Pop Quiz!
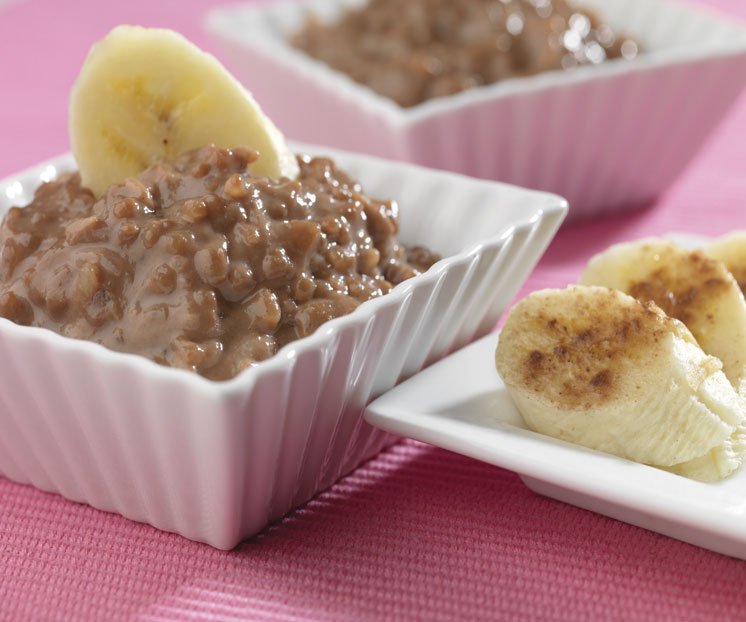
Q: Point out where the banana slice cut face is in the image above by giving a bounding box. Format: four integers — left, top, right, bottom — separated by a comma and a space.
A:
69, 25, 299, 197
704, 231, 746, 296
665, 426, 746, 482
495, 286, 743, 471
580, 238, 746, 394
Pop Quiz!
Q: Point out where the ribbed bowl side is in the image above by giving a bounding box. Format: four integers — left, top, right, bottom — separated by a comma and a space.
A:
0, 324, 251, 547
581, 0, 741, 47
580, 57, 746, 219
227, 212, 562, 546
397, 0, 746, 217
405, 52, 746, 220
223, 309, 400, 541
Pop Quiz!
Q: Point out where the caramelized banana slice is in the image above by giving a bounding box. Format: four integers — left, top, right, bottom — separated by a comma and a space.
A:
580, 238, 746, 394
704, 231, 746, 295
495, 286, 742, 469
666, 426, 746, 482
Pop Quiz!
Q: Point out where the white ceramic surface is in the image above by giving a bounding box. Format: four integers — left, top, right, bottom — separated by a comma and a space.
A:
207, 0, 746, 220
365, 330, 746, 560
0, 146, 566, 549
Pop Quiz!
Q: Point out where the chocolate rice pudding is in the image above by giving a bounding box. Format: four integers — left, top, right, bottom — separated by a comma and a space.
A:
292, 0, 639, 107
0, 146, 440, 380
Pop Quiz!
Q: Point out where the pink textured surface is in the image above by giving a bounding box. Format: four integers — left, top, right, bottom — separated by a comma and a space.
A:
2, 0, 746, 619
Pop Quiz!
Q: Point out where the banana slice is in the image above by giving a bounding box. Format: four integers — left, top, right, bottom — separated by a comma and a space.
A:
69, 25, 299, 196
665, 425, 746, 482
704, 231, 746, 296
495, 286, 743, 469
580, 238, 746, 394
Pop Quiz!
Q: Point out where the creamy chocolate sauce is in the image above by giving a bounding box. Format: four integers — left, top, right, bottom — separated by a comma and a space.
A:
0, 146, 439, 380
293, 0, 639, 107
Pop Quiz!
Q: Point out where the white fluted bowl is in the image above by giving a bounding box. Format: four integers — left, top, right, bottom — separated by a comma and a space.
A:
207, 0, 746, 221
0, 146, 566, 548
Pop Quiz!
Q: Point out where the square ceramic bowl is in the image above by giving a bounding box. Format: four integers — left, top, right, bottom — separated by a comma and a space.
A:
0, 145, 566, 549
207, 0, 746, 221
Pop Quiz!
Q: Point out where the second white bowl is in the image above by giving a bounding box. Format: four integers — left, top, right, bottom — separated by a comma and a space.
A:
207, 0, 746, 220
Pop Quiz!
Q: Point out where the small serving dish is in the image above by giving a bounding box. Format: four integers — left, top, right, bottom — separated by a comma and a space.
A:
0, 145, 566, 549
365, 330, 746, 560
207, 0, 746, 221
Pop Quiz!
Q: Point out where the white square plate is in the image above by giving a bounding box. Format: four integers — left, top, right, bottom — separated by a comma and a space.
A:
365, 278, 746, 560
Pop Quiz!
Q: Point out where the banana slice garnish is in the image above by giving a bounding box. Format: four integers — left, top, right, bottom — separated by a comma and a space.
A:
580, 238, 746, 394
664, 426, 746, 482
495, 286, 743, 471
704, 231, 746, 296
578, 239, 746, 480
69, 25, 299, 196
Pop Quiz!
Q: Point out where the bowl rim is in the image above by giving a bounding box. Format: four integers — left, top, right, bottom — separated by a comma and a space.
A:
0, 148, 568, 396
205, 0, 746, 125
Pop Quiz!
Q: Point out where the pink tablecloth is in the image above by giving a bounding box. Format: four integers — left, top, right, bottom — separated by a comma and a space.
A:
2, 1, 746, 620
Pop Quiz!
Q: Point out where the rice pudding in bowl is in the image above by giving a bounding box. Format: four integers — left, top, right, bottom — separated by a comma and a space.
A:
292, 0, 639, 107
